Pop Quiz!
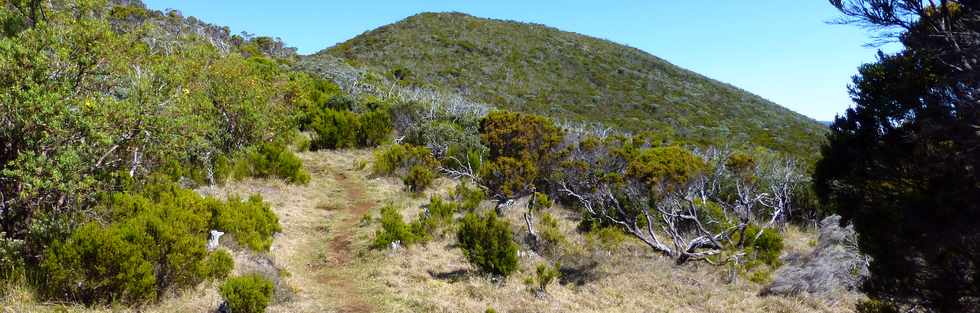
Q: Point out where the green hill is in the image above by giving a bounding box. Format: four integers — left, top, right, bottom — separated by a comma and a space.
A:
317, 12, 826, 157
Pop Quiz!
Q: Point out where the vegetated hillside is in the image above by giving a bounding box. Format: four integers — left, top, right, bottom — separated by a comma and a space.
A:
319, 12, 827, 158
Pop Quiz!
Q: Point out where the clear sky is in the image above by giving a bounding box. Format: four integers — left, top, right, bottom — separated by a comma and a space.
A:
142, 0, 898, 121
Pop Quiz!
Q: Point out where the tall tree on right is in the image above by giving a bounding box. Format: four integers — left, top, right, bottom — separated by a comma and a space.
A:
816, 1, 980, 312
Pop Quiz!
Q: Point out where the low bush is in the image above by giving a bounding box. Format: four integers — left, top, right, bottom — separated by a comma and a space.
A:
404, 164, 436, 192
310, 108, 361, 150
856, 299, 900, 313
213, 195, 281, 252
358, 109, 393, 146
739, 224, 784, 268
538, 212, 566, 253
457, 212, 519, 277
450, 182, 485, 212
205, 249, 235, 281
373, 205, 415, 248
232, 143, 310, 184
409, 197, 459, 243
38, 180, 276, 305
0, 234, 24, 284
373, 144, 440, 192
220, 274, 275, 313
534, 262, 561, 292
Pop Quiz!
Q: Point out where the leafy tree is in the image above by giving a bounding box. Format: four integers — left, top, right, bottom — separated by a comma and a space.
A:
818, 1, 980, 311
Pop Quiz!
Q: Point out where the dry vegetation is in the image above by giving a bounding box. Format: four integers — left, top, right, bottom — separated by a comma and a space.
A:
2, 149, 859, 313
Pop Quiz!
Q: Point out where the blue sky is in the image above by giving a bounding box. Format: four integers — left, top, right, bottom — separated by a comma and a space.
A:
142, 0, 898, 121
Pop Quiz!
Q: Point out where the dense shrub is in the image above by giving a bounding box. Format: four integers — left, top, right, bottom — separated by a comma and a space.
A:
478, 111, 563, 199
220, 274, 275, 313
205, 249, 235, 281
373, 144, 440, 192
357, 109, 394, 146
373, 205, 415, 248
404, 164, 436, 192
310, 108, 361, 150
479, 156, 538, 198
38, 180, 262, 305
232, 143, 310, 184
457, 212, 519, 277
733, 224, 784, 268
213, 195, 281, 252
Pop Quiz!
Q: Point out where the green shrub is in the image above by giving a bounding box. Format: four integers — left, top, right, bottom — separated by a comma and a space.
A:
233, 143, 310, 184
205, 249, 235, 280
457, 212, 519, 277
534, 262, 561, 292
478, 111, 563, 198
538, 212, 566, 253
856, 299, 900, 313
404, 164, 435, 193
586, 226, 628, 251
357, 109, 393, 146
213, 195, 281, 252
220, 274, 275, 313
310, 108, 361, 150
479, 156, 538, 198
0, 235, 24, 283
451, 182, 485, 212
408, 197, 459, 243
373, 205, 415, 248
732, 224, 784, 269
373, 144, 440, 192
42, 223, 159, 304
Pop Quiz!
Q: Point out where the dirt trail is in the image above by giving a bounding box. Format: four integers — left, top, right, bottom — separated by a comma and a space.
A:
316, 171, 377, 313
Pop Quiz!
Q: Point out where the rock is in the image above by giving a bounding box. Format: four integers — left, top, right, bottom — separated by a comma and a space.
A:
762, 215, 870, 297
208, 230, 225, 251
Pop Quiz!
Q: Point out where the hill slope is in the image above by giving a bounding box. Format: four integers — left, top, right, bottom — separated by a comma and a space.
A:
317, 12, 826, 156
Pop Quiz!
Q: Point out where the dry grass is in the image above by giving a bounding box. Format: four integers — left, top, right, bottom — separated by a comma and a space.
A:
1, 148, 860, 313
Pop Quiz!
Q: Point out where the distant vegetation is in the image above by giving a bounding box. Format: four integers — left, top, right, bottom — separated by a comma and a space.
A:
321, 12, 827, 160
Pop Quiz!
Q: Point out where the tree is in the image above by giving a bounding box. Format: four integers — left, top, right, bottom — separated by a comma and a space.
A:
478, 111, 563, 200
819, 1, 980, 311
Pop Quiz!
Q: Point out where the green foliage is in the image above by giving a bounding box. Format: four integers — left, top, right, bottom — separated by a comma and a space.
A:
450, 182, 486, 212
36, 179, 277, 305
855, 299, 900, 313
537, 212, 566, 254
205, 249, 235, 281
478, 111, 563, 198
735, 224, 784, 268
310, 108, 361, 150
408, 197, 459, 243
232, 143, 310, 184
404, 164, 436, 193
373, 144, 440, 192
323, 12, 827, 160
457, 212, 519, 277
585, 226, 628, 251
479, 156, 538, 199
534, 262, 561, 292
373, 205, 415, 248
358, 109, 394, 146
220, 274, 275, 313
815, 33, 980, 310
627, 146, 705, 190
213, 195, 281, 252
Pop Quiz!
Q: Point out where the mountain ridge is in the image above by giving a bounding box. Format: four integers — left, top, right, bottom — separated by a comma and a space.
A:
314, 12, 827, 158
